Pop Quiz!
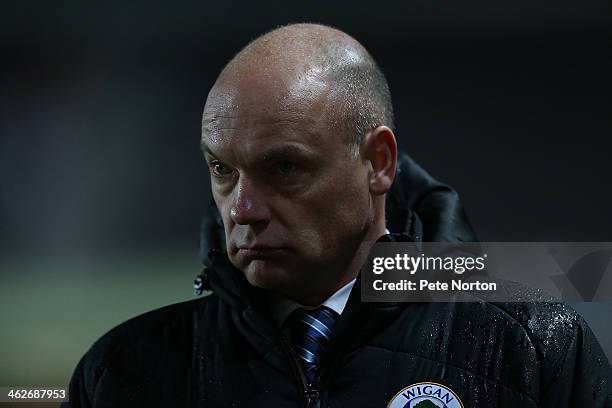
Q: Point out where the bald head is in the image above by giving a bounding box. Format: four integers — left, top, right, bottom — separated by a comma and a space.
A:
205, 23, 394, 157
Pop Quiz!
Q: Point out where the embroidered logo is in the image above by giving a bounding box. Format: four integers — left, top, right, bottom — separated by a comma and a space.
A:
387, 382, 464, 408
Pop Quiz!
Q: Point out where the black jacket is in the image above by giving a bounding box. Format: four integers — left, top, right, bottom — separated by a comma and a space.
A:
64, 153, 612, 407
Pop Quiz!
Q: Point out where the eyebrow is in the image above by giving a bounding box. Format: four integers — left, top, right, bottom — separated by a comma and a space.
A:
201, 143, 316, 165
201, 144, 216, 159
259, 144, 315, 162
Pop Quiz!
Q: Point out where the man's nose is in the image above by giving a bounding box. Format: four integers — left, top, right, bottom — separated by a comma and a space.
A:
229, 178, 271, 226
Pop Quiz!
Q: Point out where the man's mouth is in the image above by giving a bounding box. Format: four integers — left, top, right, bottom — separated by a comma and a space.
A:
235, 245, 286, 261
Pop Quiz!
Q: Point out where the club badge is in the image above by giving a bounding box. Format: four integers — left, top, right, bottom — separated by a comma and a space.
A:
387, 382, 464, 408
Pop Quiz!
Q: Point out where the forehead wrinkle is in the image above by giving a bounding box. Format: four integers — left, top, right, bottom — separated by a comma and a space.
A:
204, 83, 326, 118
201, 118, 326, 163
202, 107, 320, 136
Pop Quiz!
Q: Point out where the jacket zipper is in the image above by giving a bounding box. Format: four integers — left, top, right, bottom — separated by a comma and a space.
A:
278, 333, 320, 408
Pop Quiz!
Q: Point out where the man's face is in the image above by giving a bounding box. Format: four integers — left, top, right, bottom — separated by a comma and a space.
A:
201, 71, 374, 301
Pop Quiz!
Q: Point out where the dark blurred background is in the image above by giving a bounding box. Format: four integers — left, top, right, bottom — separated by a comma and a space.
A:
1, 0, 611, 388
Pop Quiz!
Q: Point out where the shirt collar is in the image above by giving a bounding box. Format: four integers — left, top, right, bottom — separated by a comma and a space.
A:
271, 278, 356, 328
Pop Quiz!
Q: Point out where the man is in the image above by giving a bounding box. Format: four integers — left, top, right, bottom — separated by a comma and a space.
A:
65, 23, 611, 407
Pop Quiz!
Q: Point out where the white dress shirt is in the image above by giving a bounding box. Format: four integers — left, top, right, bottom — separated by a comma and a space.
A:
271, 278, 356, 328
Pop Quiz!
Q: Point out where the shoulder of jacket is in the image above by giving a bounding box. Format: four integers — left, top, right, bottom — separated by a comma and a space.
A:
477, 300, 588, 385
444, 279, 584, 354
451, 285, 583, 353
80, 294, 221, 379
482, 300, 582, 347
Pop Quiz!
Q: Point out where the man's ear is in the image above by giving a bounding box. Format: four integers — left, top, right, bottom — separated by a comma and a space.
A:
362, 126, 397, 195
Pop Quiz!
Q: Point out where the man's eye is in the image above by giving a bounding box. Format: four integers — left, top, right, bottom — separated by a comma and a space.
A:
209, 162, 234, 177
275, 161, 297, 175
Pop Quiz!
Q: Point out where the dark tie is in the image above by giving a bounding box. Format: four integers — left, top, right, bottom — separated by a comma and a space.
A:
285, 306, 340, 385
